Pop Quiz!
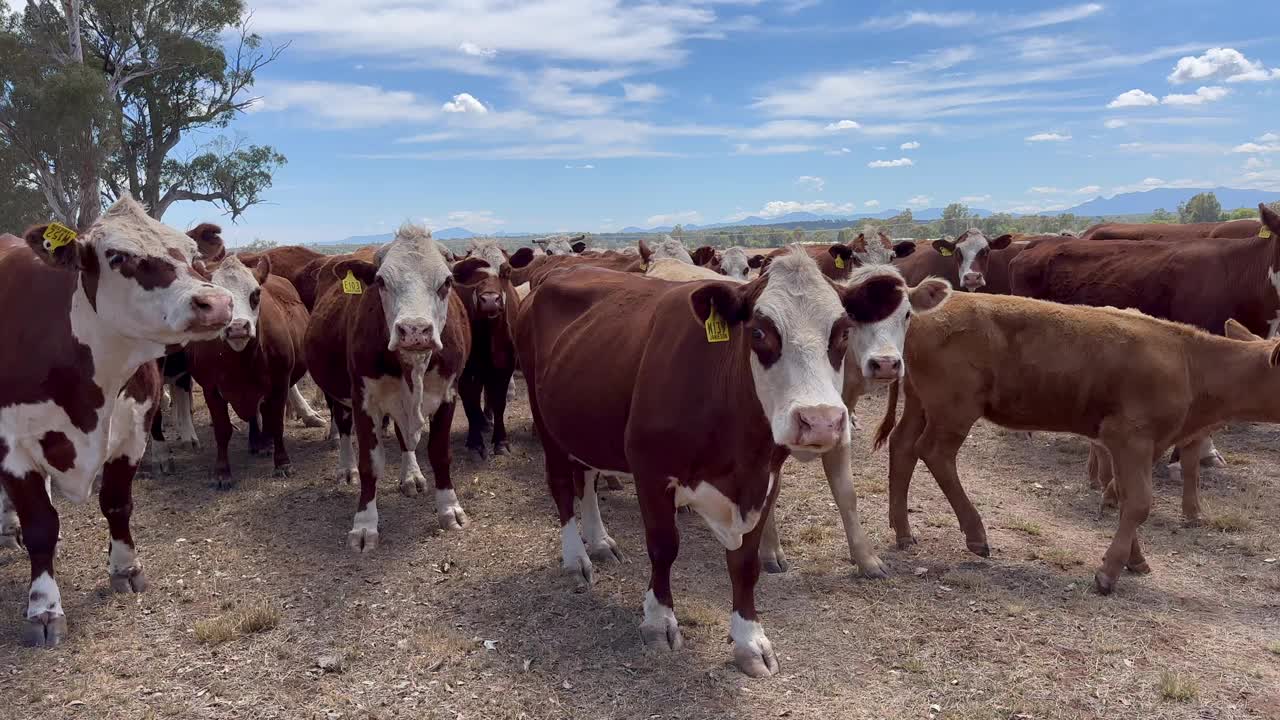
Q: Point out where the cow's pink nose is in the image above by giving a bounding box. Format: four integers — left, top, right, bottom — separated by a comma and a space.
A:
962, 272, 984, 290
395, 319, 439, 352
866, 355, 902, 380
189, 291, 232, 330
478, 291, 503, 316
794, 405, 847, 448
225, 319, 252, 339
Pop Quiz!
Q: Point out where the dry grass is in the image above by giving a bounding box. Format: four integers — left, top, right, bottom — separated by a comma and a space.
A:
1004, 518, 1044, 536
1267, 642, 1280, 656
796, 522, 829, 546
1209, 509, 1253, 533
924, 514, 952, 528
1158, 671, 1199, 702
941, 569, 988, 590
1032, 547, 1083, 570
193, 598, 281, 644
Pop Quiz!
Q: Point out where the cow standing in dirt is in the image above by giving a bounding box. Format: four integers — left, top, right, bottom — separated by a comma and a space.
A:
0, 197, 233, 646
454, 240, 521, 459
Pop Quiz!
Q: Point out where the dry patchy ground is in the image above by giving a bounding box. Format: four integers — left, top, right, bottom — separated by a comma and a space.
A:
2, 383, 1279, 720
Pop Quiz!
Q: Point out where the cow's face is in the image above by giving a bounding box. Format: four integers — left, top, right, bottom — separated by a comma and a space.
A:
211, 256, 271, 352
716, 247, 752, 281
843, 267, 951, 382
536, 235, 587, 256
336, 224, 453, 357
640, 235, 694, 265
25, 196, 233, 344
932, 230, 1012, 291
689, 248, 901, 456
453, 256, 509, 320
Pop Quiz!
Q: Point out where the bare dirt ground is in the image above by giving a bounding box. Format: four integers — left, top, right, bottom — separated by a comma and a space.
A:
2, 381, 1279, 720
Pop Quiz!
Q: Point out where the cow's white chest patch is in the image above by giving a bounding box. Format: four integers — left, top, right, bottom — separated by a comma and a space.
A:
360, 368, 457, 443
668, 477, 763, 551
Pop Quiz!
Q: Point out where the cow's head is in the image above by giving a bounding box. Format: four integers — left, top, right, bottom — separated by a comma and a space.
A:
931, 229, 1013, 291
211, 255, 272, 352
453, 247, 511, 321
687, 247, 901, 456
693, 245, 752, 281
25, 196, 233, 344
842, 265, 950, 382
639, 235, 694, 265
187, 223, 227, 263
333, 223, 452, 357
534, 234, 587, 256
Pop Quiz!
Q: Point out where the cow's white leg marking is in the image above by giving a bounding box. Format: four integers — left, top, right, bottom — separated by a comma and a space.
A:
436, 488, 469, 531
24, 571, 66, 646
348, 499, 379, 553
560, 518, 593, 586
287, 384, 327, 428
730, 612, 779, 677
822, 442, 887, 578
1199, 435, 1226, 468
639, 588, 682, 651
172, 385, 199, 449
0, 488, 19, 549
336, 433, 358, 484
107, 538, 147, 592
580, 478, 622, 563
399, 448, 427, 497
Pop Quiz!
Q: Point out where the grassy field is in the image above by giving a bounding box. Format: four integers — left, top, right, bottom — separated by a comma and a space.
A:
1, 382, 1279, 719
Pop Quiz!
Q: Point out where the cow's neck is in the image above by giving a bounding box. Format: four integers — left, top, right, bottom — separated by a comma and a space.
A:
1186, 335, 1280, 427
69, 282, 164, 400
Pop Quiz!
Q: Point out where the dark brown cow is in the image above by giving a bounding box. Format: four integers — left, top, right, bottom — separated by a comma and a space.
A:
894, 229, 1015, 291
511, 247, 642, 289
454, 240, 521, 458
514, 247, 907, 677
305, 225, 472, 548
186, 256, 313, 486
1081, 219, 1262, 242
293, 246, 378, 311
0, 196, 232, 646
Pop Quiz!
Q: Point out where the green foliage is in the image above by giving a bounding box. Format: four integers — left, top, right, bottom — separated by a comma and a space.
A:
239, 237, 277, 252
0, 138, 50, 232
1223, 207, 1258, 220
942, 203, 969, 222
1178, 192, 1222, 224
1149, 208, 1176, 224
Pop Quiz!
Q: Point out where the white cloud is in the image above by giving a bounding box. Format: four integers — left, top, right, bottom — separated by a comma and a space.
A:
1233, 142, 1280, 154
1104, 119, 1127, 128
458, 42, 497, 58
1005, 202, 1070, 215
1160, 86, 1229, 107
733, 143, 817, 155
1026, 132, 1071, 142
796, 175, 825, 192
622, 82, 664, 103
1261, 133, 1280, 143
1029, 186, 1063, 194
861, 11, 976, 30
868, 157, 913, 168
430, 210, 505, 233
1109, 177, 1209, 194
727, 200, 856, 222
907, 195, 931, 208
1168, 48, 1280, 84
395, 131, 460, 144
1107, 89, 1159, 109
1075, 185, 1102, 194
825, 147, 852, 156
252, 81, 439, 127
959, 195, 991, 203
1118, 141, 1226, 154
860, 4, 1103, 32
1244, 157, 1268, 170
825, 119, 861, 131
646, 210, 702, 226
864, 200, 880, 208
563, 164, 596, 169
442, 92, 488, 114
900, 140, 921, 150
1104, 116, 1230, 129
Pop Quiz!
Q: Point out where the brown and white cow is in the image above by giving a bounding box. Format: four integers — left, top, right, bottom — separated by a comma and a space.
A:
638, 235, 693, 266
514, 247, 906, 676
454, 240, 521, 459
185, 256, 313, 486
305, 225, 472, 549
895, 229, 1015, 291
692, 245, 753, 281
0, 196, 233, 646
875, 291, 1280, 595
532, 234, 587, 256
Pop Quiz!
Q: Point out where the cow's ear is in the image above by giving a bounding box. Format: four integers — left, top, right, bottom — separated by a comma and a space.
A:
25, 223, 87, 271
893, 241, 916, 258
248, 255, 272, 285
570, 240, 587, 254
498, 262, 513, 281
848, 233, 869, 254
691, 246, 717, 267
1261, 203, 1280, 237
689, 281, 753, 327
332, 259, 378, 286
989, 233, 1014, 250
509, 246, 535, 268
828, 244, 858, 267
932, 239, 958, 257
638, 237, 653, 263
841, 274, 905, 324
1224, 318, 1258, 341
909, 278, 951, 314
452, 257, 490, 285
747, 254, 768, 269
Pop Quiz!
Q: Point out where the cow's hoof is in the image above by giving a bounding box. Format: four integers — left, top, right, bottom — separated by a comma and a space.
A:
399, 474, 427, 497
858, 556, 889, 579
213, 472, 236, 491
1201, 450, 1226, 469
22, 612, 67, 648
640, 619, 682, 652
760, 553, 789, 574
0, 531, 21, 550
563, 555, 594, 587
896, 534, 917, 550
1126, 560, 1152, 575
966, 540, 991, 558
467, 442, 488, 461
348, 528, 379, 553
273, 464, 293, 479
110, 567, 149, 594
733, 637, 780, 678
301, 414, 328, 429
604, 475, 624, 491
492, 442, 509, 457
438, 506, 470, 531
337, 469, 358, 485
587, 537, 624, 564
1093, 570, 1117, 596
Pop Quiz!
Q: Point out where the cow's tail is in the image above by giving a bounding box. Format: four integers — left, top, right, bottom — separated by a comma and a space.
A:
873, 380, 899, 451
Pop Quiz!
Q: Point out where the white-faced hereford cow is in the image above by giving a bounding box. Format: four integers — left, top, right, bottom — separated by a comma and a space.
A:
305, 225, 472, 550
894, 229, 1015, 291
454, 240, 522, 459
513, 248, 906, 677
532, 234, 587, 256
0, 197, 232, 646
185, 256, 313, 486
691, 245, 753, 281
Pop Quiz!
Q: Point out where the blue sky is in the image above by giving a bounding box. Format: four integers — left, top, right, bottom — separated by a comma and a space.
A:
145, 1, 1280, 244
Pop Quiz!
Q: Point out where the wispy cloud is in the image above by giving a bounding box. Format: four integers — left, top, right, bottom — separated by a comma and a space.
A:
645, 210, 702, 227
861, 3, 1103, 33
1075, 185, 1102, 194
1029, 186, 1063, 194
253, 81, 440, 127
959, 194, 991, 203
1118, 141, 1227, 154
726, 200, 855, 222
900, 140, 921, 150
733, 143, 817, 155
1161, 86, 1229, 106
1103, 116, 1231, 129
907, 195, 931, 208
427, 210, 505, 233
622, 82, 665, 103
1026, 132, 1071, 142
864, 200, 881, 208
868, 158, 914, 168
1109, 177, 1210, 194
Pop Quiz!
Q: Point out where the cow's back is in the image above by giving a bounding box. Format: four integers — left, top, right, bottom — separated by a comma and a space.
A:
1210, 219, 1263, 238
894, 246, 955, 287
238, 246, 325, 288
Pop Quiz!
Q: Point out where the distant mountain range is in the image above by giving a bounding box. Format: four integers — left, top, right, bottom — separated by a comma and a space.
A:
323, 186, 1280, 245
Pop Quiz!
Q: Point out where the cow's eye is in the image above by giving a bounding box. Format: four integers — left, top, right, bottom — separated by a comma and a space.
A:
249, 289, 261, 308
751, 327, 765, 341
108, 254, 125, 269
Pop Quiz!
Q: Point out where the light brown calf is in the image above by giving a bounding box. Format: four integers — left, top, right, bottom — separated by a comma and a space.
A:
876, 293, 1280, 595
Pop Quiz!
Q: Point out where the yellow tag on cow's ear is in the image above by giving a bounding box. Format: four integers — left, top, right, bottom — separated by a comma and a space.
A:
342, 270, 363, 295
938, 247, 954, 257
1261, 227, 1273, 239
834, 256, 846, 269
43, 222, 77, 252
704, 307, 730, 343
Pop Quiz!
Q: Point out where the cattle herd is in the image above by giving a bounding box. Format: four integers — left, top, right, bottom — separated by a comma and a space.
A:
2, 195, 1280, 680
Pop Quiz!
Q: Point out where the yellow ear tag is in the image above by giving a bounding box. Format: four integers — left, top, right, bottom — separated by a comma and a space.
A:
43, 222, 77, 252
938, 247, 954, 257
342, 270, 363, 295
704, 307, 730, 343
1261, 227, 1273, 239
834, 256, 846, 269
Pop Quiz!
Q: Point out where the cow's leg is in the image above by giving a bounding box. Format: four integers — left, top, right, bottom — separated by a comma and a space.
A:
428, 400, 469, 530
1178, 436, 1207, 524
1199, 434, 1226, 468
547, 452, 592, 585
247, 412, 270, 456
1091, 444, 1120, 516
916, 416, 987, 557
2, 469, 65, 646
0, 487, 21, 549
822, 442, 887, 578
264, 388, 292, 477
726, 486, 780, 678
636, 478, 682, 652
147, 397, 174, 474
485, 368, 514, 456
578, 467, 622, 563
349, 399, 382, 553
100, 455, 148, 593
328, 398, 357, 484
171, 374, 200, 449
393, 424, 427, 497
287, 382, 327, 428
205, 388, 236, 490
458, 373, 488, 460
1094, 431, 1154, 595
758, 488, 788, 574
887, 386, 927, 548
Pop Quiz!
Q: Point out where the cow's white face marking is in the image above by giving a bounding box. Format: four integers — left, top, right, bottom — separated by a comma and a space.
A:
843, 266, 910, 382
955, 229, 993, 290
374, 224, 453, 356
467, 240, 507, 275
647, 236, 694, 264
539, 236, 581, 256
718, 247, 751, 281
211, 256, 263, 352
749, 250, 850, 452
